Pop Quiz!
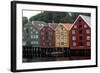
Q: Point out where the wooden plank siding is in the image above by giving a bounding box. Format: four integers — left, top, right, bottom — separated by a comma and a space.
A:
70, 15, 91, 49
55, 23, 72, 48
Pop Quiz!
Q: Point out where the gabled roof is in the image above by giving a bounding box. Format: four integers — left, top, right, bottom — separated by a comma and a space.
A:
55, 23, 63, 30
70, 15, 91, 30
63, 23, 72, 30
55, 23, 72, 31
32, 21, 47, 30
48, 23, 58, 30
80, 15, 91, 26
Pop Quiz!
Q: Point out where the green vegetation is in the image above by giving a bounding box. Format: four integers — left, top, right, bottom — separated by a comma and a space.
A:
29, 11, 90, 23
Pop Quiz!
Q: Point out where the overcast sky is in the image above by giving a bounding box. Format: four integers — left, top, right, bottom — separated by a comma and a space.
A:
23, 10, 42, 19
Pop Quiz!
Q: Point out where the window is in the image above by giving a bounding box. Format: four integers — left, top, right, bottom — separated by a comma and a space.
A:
86, 29, 90, 34
31, 41, 34, 44
43, 43, 45, 45
79, 30, 82, 34
87, 36, 90, 40
31, 31, 33, 34
79, 42, 83, 46
35, 35, 38, 38
33, 28, 35, 32
24, 27, 26, 30
49, 43, 51, 46
74, 25, 77, 28
79, 25, 82, 28
23, 41, 26, 46
26, 28, 29, 33
61, 42, 64, 45
33, 35, 38, 39
72, 30, 75, 34
30, 27, 33, 30
84, 25, 87, 28
73, 42, 76, 46
87, 42, 90, 46
35, 41, 38, 44
35, 31, 38, 34
31, 41, 38, 44
31, 35, 34, 39
61, 32, 64, 35
79, 19, 81, 22
79, 36, 82, 40
60, 25, 64, 30
72, 36, 76, 40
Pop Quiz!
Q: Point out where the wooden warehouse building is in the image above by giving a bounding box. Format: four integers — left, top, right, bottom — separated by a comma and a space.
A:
69, 15, 91, 57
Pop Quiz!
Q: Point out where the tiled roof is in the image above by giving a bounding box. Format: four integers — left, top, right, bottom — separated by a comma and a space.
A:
63, 23, 72, 30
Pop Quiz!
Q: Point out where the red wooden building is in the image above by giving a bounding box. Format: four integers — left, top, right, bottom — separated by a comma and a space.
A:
40, 24, 55, 48
70, 15, 91, 50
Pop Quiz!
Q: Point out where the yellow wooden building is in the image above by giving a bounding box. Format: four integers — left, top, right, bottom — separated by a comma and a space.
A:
55, 23, 72, 48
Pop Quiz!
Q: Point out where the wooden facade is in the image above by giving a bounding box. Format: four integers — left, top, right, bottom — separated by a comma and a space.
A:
70, 15, 91, 49
22, 21, 46, 47
23, 15, 91, 49
55, 23, 71, 48
40, 24, 55, 48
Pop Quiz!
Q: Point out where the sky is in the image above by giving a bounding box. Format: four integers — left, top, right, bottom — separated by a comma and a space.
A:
23, 10, 42, 19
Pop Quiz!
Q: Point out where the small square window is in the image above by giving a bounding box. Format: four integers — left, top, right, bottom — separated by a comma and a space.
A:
72, 36, 76, 40
24, 27, 26, 30
84, 25, 87, 28
43, 43, 45, 45
61, 42, 64, 45
79, 30, 82, 34
72, 30, 75, 34
79, 36, 82, 40
79, 20, 81, 22
79, 42, 83, 46
35, 35, 38, 38
49, 43, 51, 46
74, 25, 77, 28
86, 29, 90, 34
87, 42, 90, 46
30, 27, 33, 30
23, 41, 26, 46
87, 36, 90, 40
31, 31, 33, 34
31, 35, 34, 39
79, 25, 82, 28
36, 31, 38, 34
42, 37, 44, 40
73, 42, 76, 46
31, 41, 34, 44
